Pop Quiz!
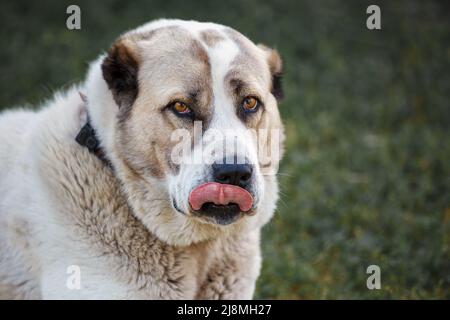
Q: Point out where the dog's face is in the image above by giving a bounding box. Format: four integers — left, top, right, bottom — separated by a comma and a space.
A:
87, 20, 284, 246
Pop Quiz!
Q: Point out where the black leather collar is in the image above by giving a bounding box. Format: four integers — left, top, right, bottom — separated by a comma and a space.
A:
75, 120, 100, 153
75, 93, 111, 167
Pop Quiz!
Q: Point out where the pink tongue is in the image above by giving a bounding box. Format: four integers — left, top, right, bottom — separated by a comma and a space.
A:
189, 182, 253, 212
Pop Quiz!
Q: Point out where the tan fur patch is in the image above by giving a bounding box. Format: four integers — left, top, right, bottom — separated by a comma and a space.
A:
258, 44, 282, 74
223, 28, 285, 172
225, 29, 268, 85
200, 29, 225, 47
226, 28, 283, 100
115, 26, 213, 179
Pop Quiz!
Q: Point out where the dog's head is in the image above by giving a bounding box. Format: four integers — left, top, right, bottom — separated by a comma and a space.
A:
86, 19, 285, 246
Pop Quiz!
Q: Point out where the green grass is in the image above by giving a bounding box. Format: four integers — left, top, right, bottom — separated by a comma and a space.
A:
0, 0, 449, 299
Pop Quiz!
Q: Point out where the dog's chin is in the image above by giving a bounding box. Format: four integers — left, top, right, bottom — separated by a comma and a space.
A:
191, 203, 247, 226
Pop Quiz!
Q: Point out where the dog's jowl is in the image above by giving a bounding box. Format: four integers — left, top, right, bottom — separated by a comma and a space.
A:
0, 19, 285, 299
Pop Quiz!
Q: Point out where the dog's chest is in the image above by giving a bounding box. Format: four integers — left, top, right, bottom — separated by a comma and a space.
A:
35, 126, 223, 299
37, 211, 215, 299
124, 241, 215, 299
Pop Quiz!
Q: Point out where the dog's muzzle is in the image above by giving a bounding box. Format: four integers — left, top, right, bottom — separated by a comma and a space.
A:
188, 162, 256, 225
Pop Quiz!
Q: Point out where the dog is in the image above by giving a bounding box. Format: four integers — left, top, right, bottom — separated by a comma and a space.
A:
0, 19, 285, 299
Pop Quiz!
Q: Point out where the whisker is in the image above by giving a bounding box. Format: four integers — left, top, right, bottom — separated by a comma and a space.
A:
276, 172, 294, 178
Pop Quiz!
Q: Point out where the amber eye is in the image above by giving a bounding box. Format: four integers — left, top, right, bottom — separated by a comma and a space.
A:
242, 97, 259, 112
172, 101, 192, 115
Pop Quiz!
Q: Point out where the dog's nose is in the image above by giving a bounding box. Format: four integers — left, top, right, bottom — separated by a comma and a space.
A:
212, 161, 253, 189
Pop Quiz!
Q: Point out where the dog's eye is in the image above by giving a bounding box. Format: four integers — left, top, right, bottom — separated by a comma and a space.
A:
242, 97, 259, 113
171, 101, 192, 116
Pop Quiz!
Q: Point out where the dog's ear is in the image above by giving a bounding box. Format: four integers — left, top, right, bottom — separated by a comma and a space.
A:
258, 44, 284, 101
101, 39, 140, 107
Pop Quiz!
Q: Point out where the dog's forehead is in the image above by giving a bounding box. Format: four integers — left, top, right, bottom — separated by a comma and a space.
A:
125, 20, 270, 88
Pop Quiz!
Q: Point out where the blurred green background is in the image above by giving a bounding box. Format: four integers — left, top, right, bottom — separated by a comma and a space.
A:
0, 0, 449, 299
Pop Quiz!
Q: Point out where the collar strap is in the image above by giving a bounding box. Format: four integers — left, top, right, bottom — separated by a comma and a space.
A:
76, 121, 100, 153
75, 119, 112, 169
75, 92, 112, 167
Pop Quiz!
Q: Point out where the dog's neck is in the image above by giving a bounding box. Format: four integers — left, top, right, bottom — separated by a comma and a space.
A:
75, 92, 112, 167
75, 117, 111, 166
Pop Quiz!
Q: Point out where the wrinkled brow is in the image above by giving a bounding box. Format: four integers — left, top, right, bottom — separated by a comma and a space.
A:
228, 77, 246, 96
225, 71, 263, 101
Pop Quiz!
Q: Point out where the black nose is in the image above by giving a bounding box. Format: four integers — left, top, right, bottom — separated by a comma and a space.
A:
212, 161, 253, 189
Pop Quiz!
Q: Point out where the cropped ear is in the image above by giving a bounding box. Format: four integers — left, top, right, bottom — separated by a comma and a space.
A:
101, 39, 140, 107
258, 44, 284, 101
